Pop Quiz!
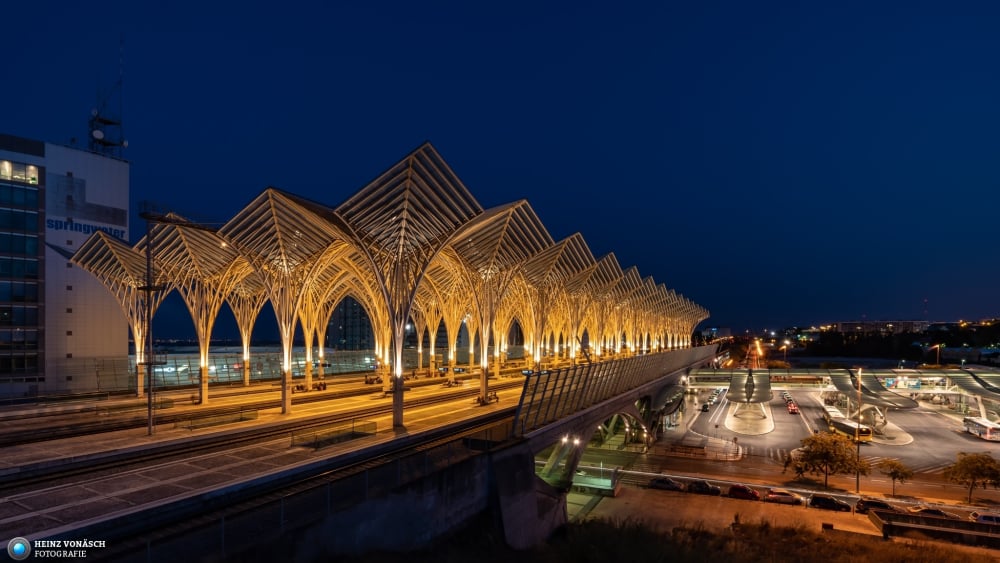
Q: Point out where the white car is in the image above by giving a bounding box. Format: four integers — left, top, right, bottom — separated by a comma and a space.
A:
764, 488, 804, 505
970, 511, 1000, 524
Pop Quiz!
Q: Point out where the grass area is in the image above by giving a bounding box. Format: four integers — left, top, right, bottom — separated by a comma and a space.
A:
335, 517, 996, 563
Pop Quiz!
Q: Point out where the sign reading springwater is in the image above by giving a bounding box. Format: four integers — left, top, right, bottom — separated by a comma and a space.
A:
46, 218, 126, 240
7, 537, 109, 560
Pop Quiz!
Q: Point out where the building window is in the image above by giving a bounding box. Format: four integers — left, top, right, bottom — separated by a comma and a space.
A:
67, 262, 73, 268
0, 209, 39, 230
66, 240, 72, 245
66, 308, 72, 313
0, 234, 40, 255
1, 161, 40, 185
66, 330, 73, 336
66, 285, 73, 291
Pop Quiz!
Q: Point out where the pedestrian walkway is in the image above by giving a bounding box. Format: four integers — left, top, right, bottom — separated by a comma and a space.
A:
725, 401, 774, 435
860, 455, 954, 475
920, 399, 977, 424
740, 445, 795, 466
668, 400, 743, 461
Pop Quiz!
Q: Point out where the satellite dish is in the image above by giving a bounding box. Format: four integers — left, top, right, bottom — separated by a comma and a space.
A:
91, 129, 105, 140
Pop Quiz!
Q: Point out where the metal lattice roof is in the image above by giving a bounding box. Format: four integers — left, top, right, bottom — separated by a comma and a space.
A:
72, 142, 711, 413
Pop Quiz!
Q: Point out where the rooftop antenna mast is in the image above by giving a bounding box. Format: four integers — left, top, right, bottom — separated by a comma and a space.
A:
89, 35, 128, 157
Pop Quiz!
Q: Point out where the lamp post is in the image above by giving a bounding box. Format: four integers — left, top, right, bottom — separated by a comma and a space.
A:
139, 208, 167, 436
936, 343, 943, 366
140, 204, 220, 423
855, 367, 862, 494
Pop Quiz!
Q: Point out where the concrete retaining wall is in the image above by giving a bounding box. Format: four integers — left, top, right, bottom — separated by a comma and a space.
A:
132, 440, 564, 562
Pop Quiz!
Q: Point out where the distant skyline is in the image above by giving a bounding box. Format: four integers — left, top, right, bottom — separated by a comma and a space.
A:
4, 2, 999, 337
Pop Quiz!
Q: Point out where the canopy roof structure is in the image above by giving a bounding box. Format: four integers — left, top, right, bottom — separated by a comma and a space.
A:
72, 142, 710, 425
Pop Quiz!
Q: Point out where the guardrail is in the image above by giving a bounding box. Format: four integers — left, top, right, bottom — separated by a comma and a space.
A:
0, 391, 115, 407
290, 419, 377, 449
97, 398, 174, 416
665, 444, 707, 457
869, 510, 1000, 548
174, 407, 258, 430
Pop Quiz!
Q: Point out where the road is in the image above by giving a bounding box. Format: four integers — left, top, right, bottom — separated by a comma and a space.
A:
578, 387, 1000, 510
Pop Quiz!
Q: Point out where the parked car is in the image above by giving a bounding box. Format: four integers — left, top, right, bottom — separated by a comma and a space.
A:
969, 511, 1000, 524
763, 488, 803, 505
809, 494, 851, 512
727, 484, 760, 500
787, 403, 800, 414
687, 479, 722, 496
648, 476, 685, 492
907, 506, 960, 519
855, 498, 898, 514
701, 403, 710, 412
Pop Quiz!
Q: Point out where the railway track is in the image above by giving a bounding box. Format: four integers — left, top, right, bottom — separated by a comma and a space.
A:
68, 408, 519, 561
0, 375, 517, 447
0, 380, 524, 494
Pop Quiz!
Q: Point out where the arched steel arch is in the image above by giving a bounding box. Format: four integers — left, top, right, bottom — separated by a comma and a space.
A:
73, 142, 711, 427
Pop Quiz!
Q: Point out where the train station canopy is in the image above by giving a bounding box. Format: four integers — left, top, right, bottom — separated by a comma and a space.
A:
73, 143, 711, 376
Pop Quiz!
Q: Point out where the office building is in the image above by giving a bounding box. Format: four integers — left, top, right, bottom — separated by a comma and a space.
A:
0, 133, 129, 397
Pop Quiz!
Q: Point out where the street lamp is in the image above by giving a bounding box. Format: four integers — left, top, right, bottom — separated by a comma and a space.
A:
138, 208, 167, 436
138, 202, 216, 434
928, 343, 943, 366
855, 368, 862, 494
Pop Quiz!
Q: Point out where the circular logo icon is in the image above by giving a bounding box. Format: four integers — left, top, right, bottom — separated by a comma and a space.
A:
7, 537, 31, 561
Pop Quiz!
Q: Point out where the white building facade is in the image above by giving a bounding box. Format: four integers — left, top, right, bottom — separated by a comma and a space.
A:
0, 133, 129, 398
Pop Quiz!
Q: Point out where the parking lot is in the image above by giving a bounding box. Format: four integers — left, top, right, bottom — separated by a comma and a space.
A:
575, 482, 878, 535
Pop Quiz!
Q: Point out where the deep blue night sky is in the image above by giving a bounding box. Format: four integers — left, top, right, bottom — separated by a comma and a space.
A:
5, 2, 1000, 337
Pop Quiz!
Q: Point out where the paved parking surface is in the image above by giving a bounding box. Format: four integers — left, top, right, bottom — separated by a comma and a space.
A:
576, 485, 1000, 560
577, 485, 878, 535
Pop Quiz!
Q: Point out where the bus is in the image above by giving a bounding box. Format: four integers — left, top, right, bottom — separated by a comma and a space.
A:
822, 405, 845, 423
963, 417, 1000, 441
829, 418, 873, 442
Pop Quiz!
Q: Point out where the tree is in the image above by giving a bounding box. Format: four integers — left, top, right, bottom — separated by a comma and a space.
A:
794, 432, 870, 489
943, 452, 1000, 504
876, 458, 914, 496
